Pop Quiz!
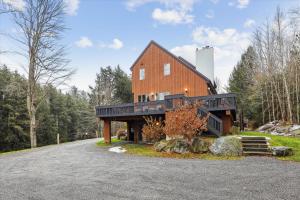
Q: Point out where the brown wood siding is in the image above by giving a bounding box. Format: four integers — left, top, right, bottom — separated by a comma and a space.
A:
132, 43, 209, 102
221, 114, 233, 134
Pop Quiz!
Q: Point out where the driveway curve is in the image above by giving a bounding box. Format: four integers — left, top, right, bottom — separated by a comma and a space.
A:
0, 138, 299, 200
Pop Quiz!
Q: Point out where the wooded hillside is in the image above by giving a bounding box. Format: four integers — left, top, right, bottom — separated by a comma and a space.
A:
228, 7, 300, 128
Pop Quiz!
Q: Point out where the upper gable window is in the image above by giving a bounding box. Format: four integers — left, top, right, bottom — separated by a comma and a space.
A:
164, 63, 170, 76
139, 68, 145, 80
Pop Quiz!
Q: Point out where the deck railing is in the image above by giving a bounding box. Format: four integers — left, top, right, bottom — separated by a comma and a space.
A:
96, 93, 236, 117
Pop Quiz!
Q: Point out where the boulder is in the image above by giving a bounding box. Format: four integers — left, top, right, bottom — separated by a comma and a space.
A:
258, 123, 275, 132
190, 137, 209, 153
154, 140, 168, 152
171, 139, 190, 154
209, 136, 243, 156
271, 146, 294, 156
154, 139, 190, 153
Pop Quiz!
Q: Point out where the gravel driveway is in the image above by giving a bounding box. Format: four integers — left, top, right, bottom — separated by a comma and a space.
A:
0, 138, 299, 200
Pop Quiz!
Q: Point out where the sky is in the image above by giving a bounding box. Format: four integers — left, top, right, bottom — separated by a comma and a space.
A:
0, 0, 299, 92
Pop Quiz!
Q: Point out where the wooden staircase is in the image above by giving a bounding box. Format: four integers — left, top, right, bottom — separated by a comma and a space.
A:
240, 136, 272, 156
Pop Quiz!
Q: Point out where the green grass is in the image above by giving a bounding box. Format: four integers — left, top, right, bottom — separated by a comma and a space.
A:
96, 138, 121, 147
122, 143, 241, 160
242, 131, 300, 162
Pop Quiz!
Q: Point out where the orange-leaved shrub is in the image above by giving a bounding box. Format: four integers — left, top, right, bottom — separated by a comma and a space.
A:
142, 116, 165, 143
163, 103, 208, 143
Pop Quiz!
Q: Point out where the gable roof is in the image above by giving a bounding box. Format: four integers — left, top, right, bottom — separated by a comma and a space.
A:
130, 40, 216, 94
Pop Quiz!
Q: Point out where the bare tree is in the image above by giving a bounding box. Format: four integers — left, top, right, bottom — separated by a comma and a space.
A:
9, 0, 74, 148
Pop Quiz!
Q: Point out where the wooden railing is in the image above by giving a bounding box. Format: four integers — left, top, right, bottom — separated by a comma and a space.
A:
198, 107, 223, 137
96, 93, 237, 117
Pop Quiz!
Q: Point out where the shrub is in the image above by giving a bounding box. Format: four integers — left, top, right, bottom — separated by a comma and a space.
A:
116, 128, 127, 140
163, 103, 208, 143
229, 126, 240, 135
142, 116, 165, 143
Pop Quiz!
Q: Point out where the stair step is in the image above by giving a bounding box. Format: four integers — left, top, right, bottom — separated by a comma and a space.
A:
242, 143, 269, 147
243, 151, 273, 156
243, 147, 270, 152
241, 140, 268, 144
240, 136, 268, 140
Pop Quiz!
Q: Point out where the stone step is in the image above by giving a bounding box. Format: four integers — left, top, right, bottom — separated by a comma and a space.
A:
243, 147, 270, 152
243, 151, 273, 156
240, 136, 268, 140
241, 140, 268, 144
242, 143, 269, 147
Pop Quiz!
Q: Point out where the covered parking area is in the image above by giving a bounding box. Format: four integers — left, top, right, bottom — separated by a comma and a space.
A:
100, 114, 165, 144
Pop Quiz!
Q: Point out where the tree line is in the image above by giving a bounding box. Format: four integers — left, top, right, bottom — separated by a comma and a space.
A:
0, 64, 132, 152
228, 7, 300, 128
0, 0, 132, 151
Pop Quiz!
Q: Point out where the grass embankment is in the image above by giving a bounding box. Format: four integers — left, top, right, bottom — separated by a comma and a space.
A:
96, 137, 240, 160
123, 143, 240, 160
242, 131, 300, 162
96, 138, 121, 147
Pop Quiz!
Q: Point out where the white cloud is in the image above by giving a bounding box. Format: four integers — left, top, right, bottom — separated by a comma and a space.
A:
64, 0, 79, 16
244, 19, 256, 28
171, 26, 251, 87
152, 8, 193, 24
108, 38, 123, 50
210, 0, 219, 4
126, 0, 197, 24
3, 0, 25, 10
192, 26, 250, 49
228, 0, 250, 9
237, 0, 250, 8
205, 10, 214, 19
100, 38, 124, 50
75, 37, 93, 48
126, 0, 196, 11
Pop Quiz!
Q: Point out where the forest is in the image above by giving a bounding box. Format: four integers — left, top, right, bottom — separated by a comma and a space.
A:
0, 0, 132, 152
0, 65, 131, 152
228, 7, 300, 128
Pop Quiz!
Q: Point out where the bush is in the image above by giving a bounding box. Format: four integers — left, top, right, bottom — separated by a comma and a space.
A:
142, 116, 165, 143
229, 126, 240, 135
116, 128, 127, 140
163, 103, 208, 143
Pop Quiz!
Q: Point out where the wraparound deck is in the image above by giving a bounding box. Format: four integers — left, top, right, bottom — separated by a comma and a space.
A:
96, 93, 237, 118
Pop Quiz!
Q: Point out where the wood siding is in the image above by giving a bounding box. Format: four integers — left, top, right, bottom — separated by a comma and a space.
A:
132, 43, 210, 103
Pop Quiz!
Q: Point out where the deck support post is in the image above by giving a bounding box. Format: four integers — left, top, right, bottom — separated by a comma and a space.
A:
103, 119, 111, 144
133, 123, 139, 144
127, 122, 131, 141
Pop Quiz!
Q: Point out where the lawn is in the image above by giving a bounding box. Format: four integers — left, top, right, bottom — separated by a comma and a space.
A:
242, 131, 300, 162
122, 143, 240, 160
96, 136, 240, 160
96, 138, 121, 147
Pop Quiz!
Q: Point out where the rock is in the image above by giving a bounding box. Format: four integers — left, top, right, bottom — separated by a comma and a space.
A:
154, 140, 168, 152
171, 139, 190, 154
209, 136, 242, 156
272, 146, 293, 156
258, 123, 274, 132
155, 139, 190, 154
190, 137, 209, 153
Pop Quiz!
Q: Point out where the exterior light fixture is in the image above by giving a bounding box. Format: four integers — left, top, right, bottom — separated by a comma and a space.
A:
185, 88, 188, 93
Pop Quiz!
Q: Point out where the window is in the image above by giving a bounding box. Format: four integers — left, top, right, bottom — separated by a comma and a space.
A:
164, 63, 170, 76
138, 94, 149, 102
157, 92, 170, 100
139, 68, 145, 80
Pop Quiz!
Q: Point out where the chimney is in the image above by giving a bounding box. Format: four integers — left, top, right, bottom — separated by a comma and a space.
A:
195, 46, 214, 83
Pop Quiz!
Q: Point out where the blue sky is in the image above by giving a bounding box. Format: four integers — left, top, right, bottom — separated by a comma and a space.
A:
0, 0, 299, 91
